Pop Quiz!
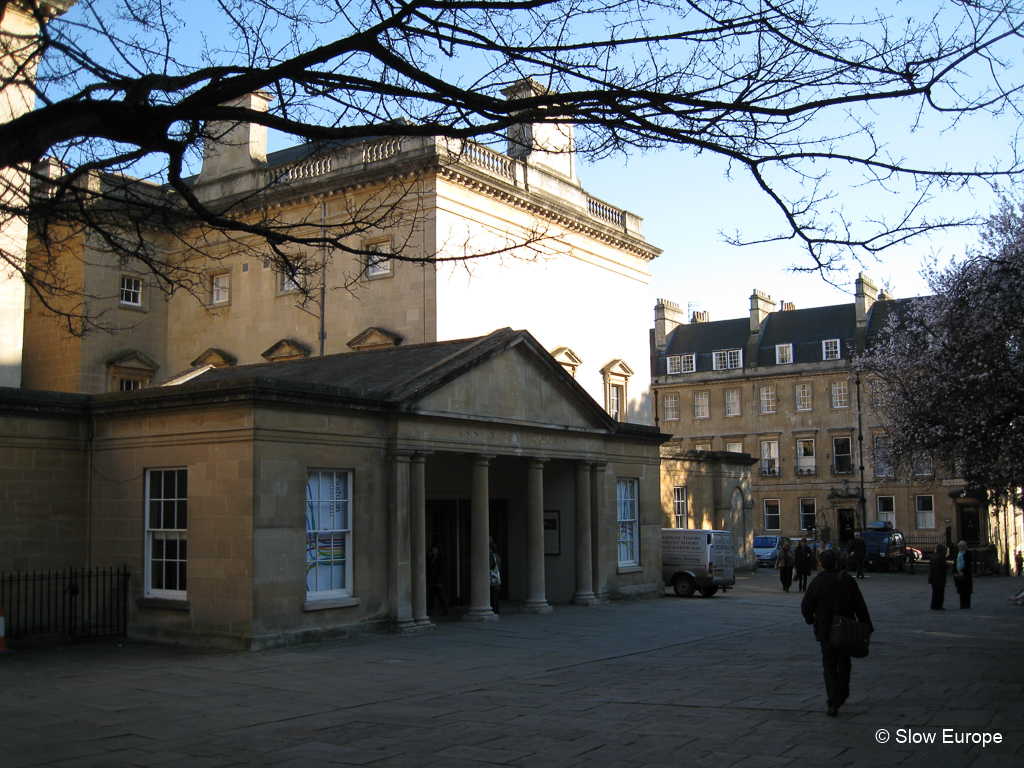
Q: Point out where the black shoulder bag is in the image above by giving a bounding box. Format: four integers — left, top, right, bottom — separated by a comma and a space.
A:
828, 572, 871, 658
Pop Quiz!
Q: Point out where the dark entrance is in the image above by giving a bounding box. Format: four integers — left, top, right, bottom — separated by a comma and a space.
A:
838, 508, 856, 545
425, 499, 508, 609
959, 505, 981, 547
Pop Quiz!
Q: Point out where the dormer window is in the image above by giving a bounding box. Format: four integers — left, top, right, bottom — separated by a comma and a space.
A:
823, 339, 841, 360
776, 344, 793, 364
713, 349, 742, 370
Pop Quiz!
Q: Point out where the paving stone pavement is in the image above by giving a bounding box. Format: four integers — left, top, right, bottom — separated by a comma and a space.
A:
2, 569, 1022, 767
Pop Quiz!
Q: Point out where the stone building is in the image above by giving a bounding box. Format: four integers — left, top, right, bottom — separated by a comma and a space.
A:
0, 328, 667, 648
651, 275, 984, 551
1, 1, 75, 387
20, 82, 659, 426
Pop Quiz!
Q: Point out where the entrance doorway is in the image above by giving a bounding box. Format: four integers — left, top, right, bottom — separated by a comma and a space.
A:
425, 499, 508, 609
960, 505, 981, 547
838, 509, 856, 545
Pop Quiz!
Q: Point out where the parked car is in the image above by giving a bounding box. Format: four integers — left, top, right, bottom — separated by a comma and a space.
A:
754, 535, 786, 568
856, 520, 908, 571
906, 546, 924, 563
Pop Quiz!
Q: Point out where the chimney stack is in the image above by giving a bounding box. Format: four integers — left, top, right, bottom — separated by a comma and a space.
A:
199, 91, 273, 183
855, 273, 878, 327
750, 289, 776, 334
654, 298, 686, 349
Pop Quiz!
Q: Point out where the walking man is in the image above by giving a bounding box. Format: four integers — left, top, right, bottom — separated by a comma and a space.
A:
850, 532, 867, 578
801, 549, 873, 717
928, 544, 947, 610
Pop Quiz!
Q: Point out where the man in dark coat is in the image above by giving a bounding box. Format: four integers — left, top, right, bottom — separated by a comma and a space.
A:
801, 549, 874, 717
953, 541, 973, 609
849, 532, 867, 578
928, 544, 948, 610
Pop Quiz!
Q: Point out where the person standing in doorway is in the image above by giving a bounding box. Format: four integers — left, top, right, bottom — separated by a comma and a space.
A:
1015, 549, 1023, 577
795, 538, 814, 592
954, 541, 973, 609
801, 549, 874, 717
928, 543, 948, 610
489, 538, 502, 615
850, 532, 867, 578
427, 545, 450, 617
775, 539, 795, 592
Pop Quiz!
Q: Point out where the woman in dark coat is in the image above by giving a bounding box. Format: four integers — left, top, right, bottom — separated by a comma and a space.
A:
794, 538, 814, 592
775, 539, 795, 592
953, 541, 973, 609
928, 543, 948, 610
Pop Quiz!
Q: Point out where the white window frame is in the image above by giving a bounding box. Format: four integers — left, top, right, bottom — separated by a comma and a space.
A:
713, 349, 742, 370
279, 267, 301, 294
725, 388, 740, 417
365, 240, 393, 278
874, 436, 894, 478
725, 441, 743, 453
120, 275, 143, 307
760, 440, 779, 476
609, 384, 624, 421
145, 468, 188, 599
663, 393, 680, 421
823, 339, 841, 360
695, 442, 712, 452
210, 271, 230, 305
833, 437, 853, 473
795, 382, 812, 411
916, 495, 935, 530
913, 450, 934, 477
831, 380, 849, 409
764, 499, 781, 531
776, 344, 793, 365
307, 469, 354, 599
877, 496, 896, 525
681, 354, 696, 373
799, 498, 816, 531
759, 385, 777, 414
796, 439, 815, 475
673, 486, 688, 528
616, 478, 640, 566
666, 356, 682, 375
694, 391, 709, 419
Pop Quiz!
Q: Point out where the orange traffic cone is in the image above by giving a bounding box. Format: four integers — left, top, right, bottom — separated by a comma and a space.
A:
0, 606, 13, 654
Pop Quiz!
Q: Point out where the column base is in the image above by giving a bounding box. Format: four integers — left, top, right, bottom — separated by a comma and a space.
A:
572, 594, 601, 607
413, 616, 434, 628
521, 602, 553, 614
462, 609, 499, 622
391, 619, 433, 634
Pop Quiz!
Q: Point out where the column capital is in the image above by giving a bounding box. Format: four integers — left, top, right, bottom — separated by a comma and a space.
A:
527, 456, 550, 468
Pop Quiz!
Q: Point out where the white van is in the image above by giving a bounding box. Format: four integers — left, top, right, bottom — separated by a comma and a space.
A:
662, 528, 736, 597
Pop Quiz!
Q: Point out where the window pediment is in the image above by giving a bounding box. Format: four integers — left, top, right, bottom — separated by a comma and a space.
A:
190, 348, 237, 368
347, 327, 403, 352
262, 339, 312, 362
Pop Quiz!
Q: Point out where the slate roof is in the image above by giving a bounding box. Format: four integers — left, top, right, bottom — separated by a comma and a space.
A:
657, 298, 921, 374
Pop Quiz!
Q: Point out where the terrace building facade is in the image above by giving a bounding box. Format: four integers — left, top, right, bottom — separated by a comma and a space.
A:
651, 275, 984, 553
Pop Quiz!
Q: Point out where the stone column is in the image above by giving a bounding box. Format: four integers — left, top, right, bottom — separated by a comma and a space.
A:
389, 451, 416, 632
411, 453, 430, 627
464, 454, 498, 622
590, 461, 609, 603
523, 458, 552, 613
573, 461, 599, 605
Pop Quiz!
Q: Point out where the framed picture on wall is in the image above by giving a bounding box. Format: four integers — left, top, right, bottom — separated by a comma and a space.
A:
544, 510, 560, 555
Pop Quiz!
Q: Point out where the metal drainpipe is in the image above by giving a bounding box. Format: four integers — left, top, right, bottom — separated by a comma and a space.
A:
855, 373, 866, 530
319, 200, 327, 356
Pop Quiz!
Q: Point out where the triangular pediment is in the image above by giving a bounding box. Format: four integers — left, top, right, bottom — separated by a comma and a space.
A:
601, 358, 634, 378
262, 339, 312, 362
412, 344, 610, 429
550, 345, 583, 366
106, 350, 159, 372
191, 348, 237, 368
347, 326, 403, 351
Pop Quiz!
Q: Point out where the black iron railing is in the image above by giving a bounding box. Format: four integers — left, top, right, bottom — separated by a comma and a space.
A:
0, 566, 130, 641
